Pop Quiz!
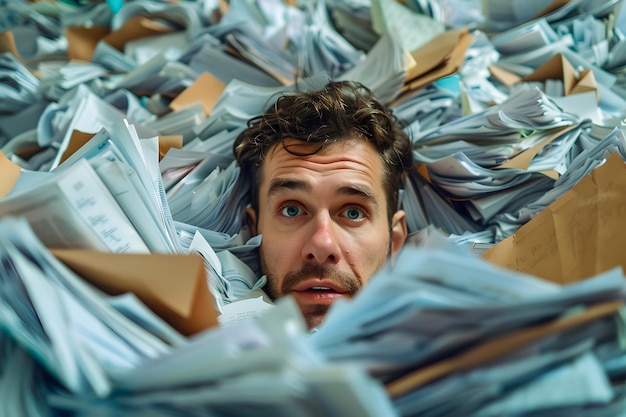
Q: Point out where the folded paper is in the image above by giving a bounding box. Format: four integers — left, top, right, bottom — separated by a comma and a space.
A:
51, 249, 219, 336
483, 152, 626, 283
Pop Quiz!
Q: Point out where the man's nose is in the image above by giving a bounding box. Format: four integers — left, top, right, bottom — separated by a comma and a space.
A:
302, 212, 341, 264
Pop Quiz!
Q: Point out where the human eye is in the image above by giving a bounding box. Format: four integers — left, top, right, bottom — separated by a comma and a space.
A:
280, 203, 304, 218
341, 206, 367, 222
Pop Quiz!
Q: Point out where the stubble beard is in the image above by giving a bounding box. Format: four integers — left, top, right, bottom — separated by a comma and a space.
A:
260, 232, 394, 328
262, 261, 362, 328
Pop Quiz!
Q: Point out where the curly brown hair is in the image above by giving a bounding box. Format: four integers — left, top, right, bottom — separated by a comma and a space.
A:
233, 80, 414, 224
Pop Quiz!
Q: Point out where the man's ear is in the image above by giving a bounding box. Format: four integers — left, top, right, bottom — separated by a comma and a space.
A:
246, 207, 258, 236
390, 210, 407, 261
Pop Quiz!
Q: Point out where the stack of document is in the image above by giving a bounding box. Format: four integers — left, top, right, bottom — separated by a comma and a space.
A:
181, 33, 285, 88
92, 40, 137, 73
310, 239, 626, 416
493, 130, 626, 241
337, 29, 407, 104
0, 216, 397, 416
393, 83, 462, 134
37, 60, 108, 102
397, 86, 585, 239
483, 0, 622, 34
0, 7, 68, 66
299, 0, 365, 80
487, 14, 626, 121
402, 122, 626, 242
413, 86, 580, 152
34, 84, 144, 170
109, 0, 203, 43
483, 151, 626, 283
3, 0, 626, 415
0, 52, 41, 114
325, 0, 380, 51
0, 157, 151, 253
0, 51, 46, 148
1, 119, 182, 254
0, 218, 176, 401
167, 160, 249, 236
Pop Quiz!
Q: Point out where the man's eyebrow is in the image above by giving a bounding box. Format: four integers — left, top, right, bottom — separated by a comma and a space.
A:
267, 178, 312, 198
337, 184, 379, 207
267, 178, 379, 207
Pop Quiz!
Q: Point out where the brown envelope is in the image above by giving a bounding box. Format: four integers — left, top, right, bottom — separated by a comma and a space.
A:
488, 64, 522, 87
59, 130, 97, 165
522, 53, 598, 99
0, 31, 20, 60
523, 53, 578, 94
386, 299, 623, 397
65, 26, 111, 62
0, 151, 21, 199
496, 123, 579, 172
169, 72, 226, 116
158, 135, 183, 159
51, 249, 219, 336
218, 0, 229, 15
570, 69, 598, 100
405, 29, 466, 81
395, 29, 473, 103
60, 129, 181, 163
102, 15, 176, 51
482, 152, 626, 284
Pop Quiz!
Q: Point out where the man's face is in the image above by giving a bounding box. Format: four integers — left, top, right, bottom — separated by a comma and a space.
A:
247, 138, 407, 329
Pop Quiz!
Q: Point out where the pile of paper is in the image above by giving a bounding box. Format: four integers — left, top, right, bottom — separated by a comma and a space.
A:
0, 218, 394, 416
311, 240, 626, 416
3, 0, 626, 415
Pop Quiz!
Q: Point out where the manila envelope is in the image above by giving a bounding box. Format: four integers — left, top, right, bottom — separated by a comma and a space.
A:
169, 72, 226, 116
102, 15, 176, 51
51, 249, 219, 336
401, 29, 473, 94
570, 69, 597, 97
0, 151, 21, 199
386, 299, 622, 397
65, 26, 111, 62
495, 123, 580, 174
522, 53, 598, 99
59, 129, 182, 164
0, 31, 20, 60
158, 135, 183, 159
59, 130, 97, 165
488, 64, 522, 87
523, 53, 577, 94
482, 152, 626, 284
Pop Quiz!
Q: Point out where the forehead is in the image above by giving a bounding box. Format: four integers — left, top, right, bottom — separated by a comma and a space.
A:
260, 138, 385, 189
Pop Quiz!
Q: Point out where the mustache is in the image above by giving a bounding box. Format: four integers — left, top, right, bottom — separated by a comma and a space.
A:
281, 263, 361, 295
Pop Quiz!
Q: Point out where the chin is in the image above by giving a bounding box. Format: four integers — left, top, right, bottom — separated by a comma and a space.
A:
304, 316, 324, 330
300, 304, 330, 330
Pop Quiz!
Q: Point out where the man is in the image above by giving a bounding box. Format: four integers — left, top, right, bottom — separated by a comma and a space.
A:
234, 81, 414, 329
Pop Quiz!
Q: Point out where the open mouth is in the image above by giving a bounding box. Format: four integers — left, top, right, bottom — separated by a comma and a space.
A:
305, 286, 335, 292
291, 281, 348, 304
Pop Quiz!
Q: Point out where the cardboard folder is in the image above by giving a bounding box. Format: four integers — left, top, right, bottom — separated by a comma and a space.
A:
482, 152, 626, 284
490, 53, 599, 100
169, 71, 226, 116
65, 26, 111, 62
0, 151, 20, 199
51, 249, 219, 336
495, 123, 580, 175
386, 299, 623, 397
0, 31, 20, 60
102, 15, 176, 51
60, 129, 182, 164
399, 29, 473, 96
